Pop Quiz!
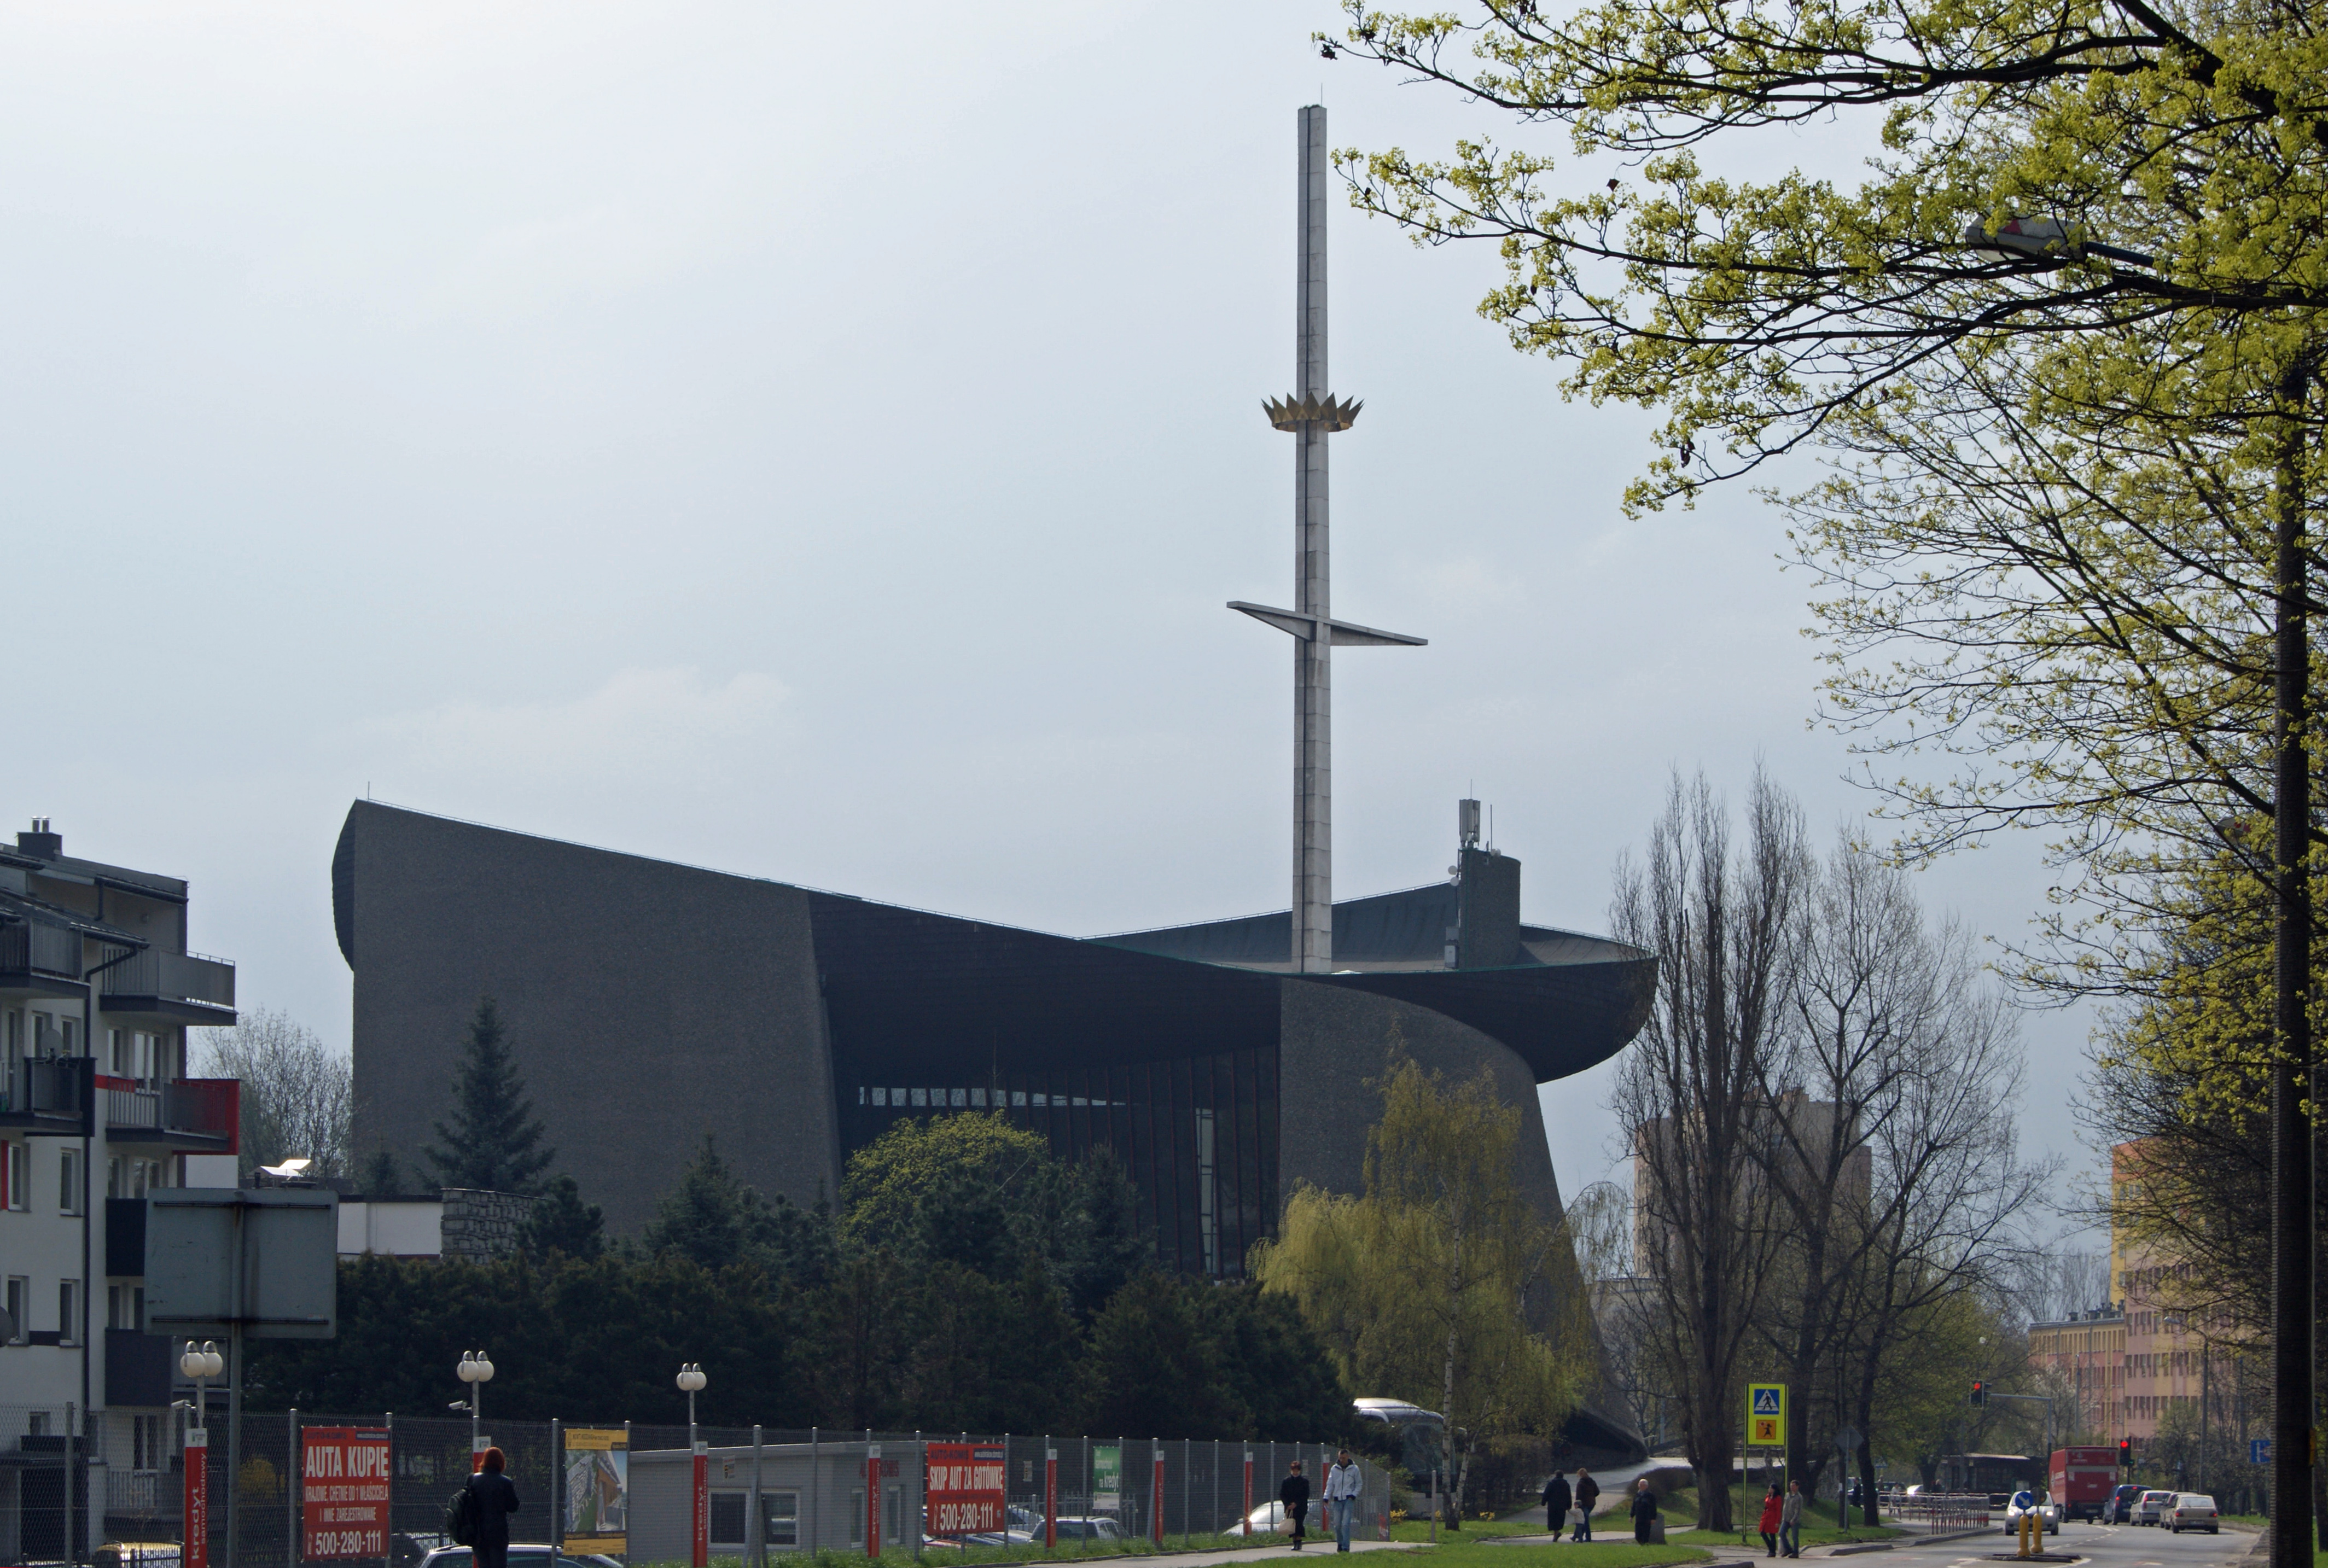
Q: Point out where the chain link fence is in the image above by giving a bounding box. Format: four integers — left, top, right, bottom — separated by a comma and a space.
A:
1, 1408, 1393, 1568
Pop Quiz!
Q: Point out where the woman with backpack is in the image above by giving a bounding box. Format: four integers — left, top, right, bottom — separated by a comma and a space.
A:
459, 1447, 521, 1568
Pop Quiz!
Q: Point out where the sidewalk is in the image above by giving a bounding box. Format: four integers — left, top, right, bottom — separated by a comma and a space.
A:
1081, 1542, 1417, 1567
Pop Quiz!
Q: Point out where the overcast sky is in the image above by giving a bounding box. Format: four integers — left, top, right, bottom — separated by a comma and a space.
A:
4, 0, 2103, 1237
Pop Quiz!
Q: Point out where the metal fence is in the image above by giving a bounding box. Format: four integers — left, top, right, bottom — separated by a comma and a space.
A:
1886, 1491, 1994, 1534
0, 1407, 1394, 1568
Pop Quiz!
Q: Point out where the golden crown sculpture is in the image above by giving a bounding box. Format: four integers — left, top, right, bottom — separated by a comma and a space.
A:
1262, 393, 1363, 432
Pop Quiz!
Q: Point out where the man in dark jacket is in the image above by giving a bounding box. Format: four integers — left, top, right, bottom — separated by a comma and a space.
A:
1279, 1459, 1312, 1550
468, 1447, 521, 1568
1543, 1473, 1573, 1538
1572, 1469, 1599, 1542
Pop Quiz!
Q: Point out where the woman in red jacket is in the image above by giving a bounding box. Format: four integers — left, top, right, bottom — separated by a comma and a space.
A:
1758, 1484, 1785, 1558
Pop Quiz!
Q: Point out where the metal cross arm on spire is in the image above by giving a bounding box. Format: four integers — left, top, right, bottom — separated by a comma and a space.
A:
1227, 601, 1426, 648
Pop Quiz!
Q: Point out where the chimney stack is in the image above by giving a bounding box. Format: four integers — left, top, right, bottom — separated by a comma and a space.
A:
17, 818, 61, 858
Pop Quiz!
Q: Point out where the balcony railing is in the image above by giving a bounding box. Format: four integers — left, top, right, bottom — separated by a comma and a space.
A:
0, 1055, 90, 1123
0, 919, 80, 979
102, 1076, 238, 1149
99, 948, 236, 1009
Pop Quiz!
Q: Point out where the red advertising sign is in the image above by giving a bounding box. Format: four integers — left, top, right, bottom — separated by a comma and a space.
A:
924, 1443, 1005, 1538
301, 1428, 391, 1560
185, 1429, 209, 1568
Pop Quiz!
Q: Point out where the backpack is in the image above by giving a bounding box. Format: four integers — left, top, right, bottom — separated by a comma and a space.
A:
446, 1480, 479, 1547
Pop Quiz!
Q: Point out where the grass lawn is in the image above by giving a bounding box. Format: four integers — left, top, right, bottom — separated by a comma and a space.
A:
1651, 1485, 1902, 1553
1378, 1512, 1712, 1568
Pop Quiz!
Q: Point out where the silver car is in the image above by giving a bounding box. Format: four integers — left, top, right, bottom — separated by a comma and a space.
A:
2133, 1489, 2176, 1526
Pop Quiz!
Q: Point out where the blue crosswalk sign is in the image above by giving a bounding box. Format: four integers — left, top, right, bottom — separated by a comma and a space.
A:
1753, 1388, 1783, 1415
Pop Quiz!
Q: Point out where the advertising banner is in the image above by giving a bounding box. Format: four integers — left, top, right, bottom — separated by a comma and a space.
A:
1092, 1445, 1121, 1513
301, 1428, 391, 1560
562, 1428, 630, 1554
185, 1429, 209, 1568
925, 1443, 1006, 1538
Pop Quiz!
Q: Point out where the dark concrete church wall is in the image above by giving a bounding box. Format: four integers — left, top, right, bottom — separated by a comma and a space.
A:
339, 803, 841, 1235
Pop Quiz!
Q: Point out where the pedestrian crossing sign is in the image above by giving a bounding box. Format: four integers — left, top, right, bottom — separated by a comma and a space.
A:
1747, 1383, 1786, 1447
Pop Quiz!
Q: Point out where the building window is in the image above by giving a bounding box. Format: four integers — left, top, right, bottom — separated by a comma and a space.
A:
710, 1494, 748, 1547
108, 1284, 145, 1332
59, 1279, 80, 1346
60, 1147, 83, 1215
763, 1491, 799, 1549
849, 1489, 864, 1547
4, 1276, 25, 1343
4, 1141, 22, 1209
132, 1413, 165, 1472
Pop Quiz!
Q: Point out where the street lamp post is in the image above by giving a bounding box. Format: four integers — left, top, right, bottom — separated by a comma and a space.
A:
678, 1365, 708, 1568
178, 1341, 223, 1568
456, 1351, 495, 1470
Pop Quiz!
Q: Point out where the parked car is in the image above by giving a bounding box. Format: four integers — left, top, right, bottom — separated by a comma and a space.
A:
2167, 1495, 2220, 1534
2133, 1489, 2177, 1526
2105, 1484, 2143, 1524
418, 1547, 621, 1568
958, 1506, 1044, 1547
94, 1543, 182, 1568
2005, 1490, 2061, 1535
1227, 1502, 1304, 1537
1050, 1517, 1130, 1542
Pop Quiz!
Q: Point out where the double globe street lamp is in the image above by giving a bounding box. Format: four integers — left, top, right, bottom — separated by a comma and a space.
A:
454, 1351, 496, 1465
676, 1365, 710, 1568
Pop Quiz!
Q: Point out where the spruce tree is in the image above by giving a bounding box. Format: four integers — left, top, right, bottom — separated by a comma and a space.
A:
424, 998, 555, 1194
519, 1174, 606, 1261
358, 1147, 403, 1196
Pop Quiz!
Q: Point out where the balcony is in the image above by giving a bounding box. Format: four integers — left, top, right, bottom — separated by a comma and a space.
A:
0, 919, 84, 1001
98, 947, 235, 1026
103, 1076, 239, 1152
0, 1054, 93, 1136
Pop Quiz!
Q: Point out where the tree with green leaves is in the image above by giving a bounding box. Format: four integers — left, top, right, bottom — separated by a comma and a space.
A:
1254, 1054, 1582, 1527
424, 998, 554, 1195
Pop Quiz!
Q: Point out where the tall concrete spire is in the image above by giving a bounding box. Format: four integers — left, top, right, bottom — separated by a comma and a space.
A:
1231, 104, 1425, 974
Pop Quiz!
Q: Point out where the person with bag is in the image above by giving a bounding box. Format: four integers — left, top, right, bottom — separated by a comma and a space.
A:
1279, 1459, 1312, 1550
1779, 1479, 1805, 1558
1630, 1479, 1661, 1544
463, 1447, 520, 1568
1759, 1483, 1784, 1558
1323, 1450, 1362, 1553
1541, 1473, 1572, 1539
1572, 1470, 1599, 1542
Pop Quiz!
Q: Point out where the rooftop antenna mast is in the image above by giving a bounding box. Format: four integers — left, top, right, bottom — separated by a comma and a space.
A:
1230, 104, 1427, 974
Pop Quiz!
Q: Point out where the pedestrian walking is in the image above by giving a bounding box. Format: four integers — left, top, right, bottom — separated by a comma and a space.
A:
1280, 1459, 1312, 1551
1779, 1479, 1805, 1558
1630, 1479, 1660, 1544
1324, 1449, 1363, 1553
1542, 1472, 1573, 1538
1759, 1484, 1784, 1557
1572, 1469, 1599, 1542
467, 1447, 521, 1568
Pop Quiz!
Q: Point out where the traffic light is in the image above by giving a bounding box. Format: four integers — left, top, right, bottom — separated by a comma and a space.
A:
1971, 1380, 1986, 1407
2119, 1438, 2133, 1467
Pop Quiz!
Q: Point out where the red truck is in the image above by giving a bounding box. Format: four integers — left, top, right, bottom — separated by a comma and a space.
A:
2050, 1448, 2120, 1523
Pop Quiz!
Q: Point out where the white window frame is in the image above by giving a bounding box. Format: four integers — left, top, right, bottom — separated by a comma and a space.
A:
60, 1146, 83, 1215
59, 1278, 80, 1346
4, 1141, 22, 1210
3, 1276, 25, 1343
762, 1491, 800, 1550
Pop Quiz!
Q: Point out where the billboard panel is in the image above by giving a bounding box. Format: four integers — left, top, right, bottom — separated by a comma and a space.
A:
925, 1443, 1005, 1538
563, 1428, 629, 1553
301, 1427, 390, 1560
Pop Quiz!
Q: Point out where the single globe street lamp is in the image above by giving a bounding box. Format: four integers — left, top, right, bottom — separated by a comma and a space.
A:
456, 1350, 495, 1465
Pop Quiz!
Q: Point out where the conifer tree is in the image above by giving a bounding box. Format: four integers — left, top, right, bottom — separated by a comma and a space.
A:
424, 998, 555, 1195
520, 1174, 607, 1261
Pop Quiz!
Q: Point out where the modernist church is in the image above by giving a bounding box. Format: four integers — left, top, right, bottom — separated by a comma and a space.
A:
333, 800, 1651, 1276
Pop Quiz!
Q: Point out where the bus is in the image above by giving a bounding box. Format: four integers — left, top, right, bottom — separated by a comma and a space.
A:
1936, 1454, 2039, 1506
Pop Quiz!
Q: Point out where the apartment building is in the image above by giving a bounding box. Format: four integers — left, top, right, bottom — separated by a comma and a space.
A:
2026, 1308, 2126, 1439
0, 819, 239, 1560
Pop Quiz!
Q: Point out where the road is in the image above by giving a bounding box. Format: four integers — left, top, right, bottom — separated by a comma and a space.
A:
1856, 1520, 2250, 1568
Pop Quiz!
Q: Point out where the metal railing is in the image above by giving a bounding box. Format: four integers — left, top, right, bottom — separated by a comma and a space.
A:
101, 1079, 237, 1141
0, 919, 81, 978
100, 948, 236, 1008
1888, 1491, 1994, 1533
1, 1054, 89, 1120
